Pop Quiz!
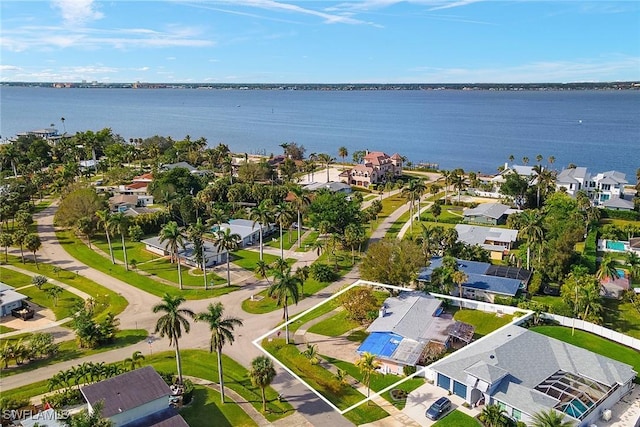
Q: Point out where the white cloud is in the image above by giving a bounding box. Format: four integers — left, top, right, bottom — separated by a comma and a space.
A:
51, 0, 104, 26
0, 65, 22, 72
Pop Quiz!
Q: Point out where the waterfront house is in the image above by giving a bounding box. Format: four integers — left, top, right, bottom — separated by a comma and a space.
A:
601, 197, 635, 211
344, 151, 403, 188
80, 366, 188, 427
418, 257, 531, 302
428, 324, 636, 427
454, 224, 519, 260
356, 291, 466, 374
591, 170, 628, 205
555, 167, 590, 196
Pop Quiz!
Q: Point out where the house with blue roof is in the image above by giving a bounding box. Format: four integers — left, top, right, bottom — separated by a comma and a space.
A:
356, 291, 469, 374
418, 257, 531, 303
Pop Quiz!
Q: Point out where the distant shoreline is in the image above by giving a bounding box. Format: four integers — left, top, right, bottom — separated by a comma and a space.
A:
2, 81, 639, 91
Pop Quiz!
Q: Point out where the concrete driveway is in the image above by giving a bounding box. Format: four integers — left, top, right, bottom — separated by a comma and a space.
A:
403, 382, 480, 426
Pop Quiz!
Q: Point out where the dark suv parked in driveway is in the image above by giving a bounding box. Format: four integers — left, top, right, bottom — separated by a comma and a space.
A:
425, 396, 452, 421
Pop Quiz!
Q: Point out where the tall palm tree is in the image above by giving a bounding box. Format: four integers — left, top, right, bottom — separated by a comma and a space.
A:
24, 234, 41, 269
440, 170, 451, 200
152, 293, 194, 385
338, 146, 348, 163
159, 221, 186, 290
187, 218, 208, 290
450, 172, 466, 202
206, 207, 230, 232
268, 267, 302, 344
273, 202, 294, 259
579, 279, 602, 323
249, 355, 277, 412
452, 270, 468, 308
248, 200, 274, 261
213, 228, 241, 286
530, 409, 574, 427
254, 260, 271, 284
596, 254, 619, 283
289, 186, 311, 247
626, 251, 640, 281
96, 209, 115, 264
518, 210, 545, 269
355, 352, 380, 400
108, 212, 129, 271
195, 302, 243, 403
316, 153, 334, 183
401, 179, 426, 233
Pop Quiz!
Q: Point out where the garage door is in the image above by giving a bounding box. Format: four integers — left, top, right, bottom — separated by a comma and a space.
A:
453, 380, 467, 398
437, 373, 450, 390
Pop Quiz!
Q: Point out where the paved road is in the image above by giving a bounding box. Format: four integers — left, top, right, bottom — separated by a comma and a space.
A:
1, 188, 417, 426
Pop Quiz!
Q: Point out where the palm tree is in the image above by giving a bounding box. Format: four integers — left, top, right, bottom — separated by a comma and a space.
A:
159, 221, 186, 290
0, 233, 12, 263
24, 233, 41, 269
187, 218, 208, 290
213, 228, 241, 286
122, 350, 145, 371
355, 352, 380, 400
249, 200, 274, 261
12, 229, 27, 264
254, 260, 271, 284
626, 251, 640, 281
289, 186, 311, 247
152, 293, 195, 384
108, 212, 129, 271
579, 279, 602, 323
450, 172, 466, 202
479, 404, 508, 427
268, 267, 302, 344
195, 302, 243, 403
338, 146, 348, 163
249, 355, 277, 412
401, 179, 426, 233
316, 153, 334, 182
45, 285, 63, 306
596, 254, 619, 283
96, 209, 115, 264
301, 343, 319, 365
530, 409, 574, 427
452, 270, 468, 308
273, 202, 294, 259
440, 170, 451, 200
518, 210, 545, 269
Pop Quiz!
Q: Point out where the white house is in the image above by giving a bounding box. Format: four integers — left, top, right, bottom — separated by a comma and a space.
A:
429, 324, 636, 427
80, 366, 188, 427
219, 219, 274, 247
454, 224, 519, 260
142, 236, 226, 267
0, 282, 29, 317
555, 167, 591, 196
591, 170, 628, 205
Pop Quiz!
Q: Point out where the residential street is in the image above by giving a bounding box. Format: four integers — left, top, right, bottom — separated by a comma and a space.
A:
1, 188, 416, 426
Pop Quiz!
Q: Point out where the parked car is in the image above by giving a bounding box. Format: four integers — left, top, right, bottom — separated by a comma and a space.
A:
425, 396, 452, 421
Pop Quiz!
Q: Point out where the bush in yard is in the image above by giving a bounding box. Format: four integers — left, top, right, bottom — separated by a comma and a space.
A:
182, 379, 194, 404
31, 274, 48, 289
309, 263, 337, 282
403, 365, 417, 376
339, 287, 379, 324
128, 224, 144, 242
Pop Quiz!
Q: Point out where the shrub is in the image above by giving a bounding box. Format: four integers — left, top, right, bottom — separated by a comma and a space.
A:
31, 275, 48, 289
182, 379, 195, 405
128, 224, 144, 242
580, 228, 598, 273
158, 370, 176, 385
528, 271, 543, 295
600, 209, 640, 221
43, 389, 83, 408
0, 396, 31, 415
403, 365, 417, 376
309, 263, 337, 282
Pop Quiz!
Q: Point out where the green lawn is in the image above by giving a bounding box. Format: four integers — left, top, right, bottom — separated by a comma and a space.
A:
452, 309, 514, 337
0, 325, 15, 333
56, 229, 237, 300
242, 250, 356, 315
307, 310, 360, 337
287, 298, 342, 334
531, 326, 640, 382
90, 234, 226, 288
602, 298, 640, 339
180, 385, 257, 427
0, 267, 82, 320
265, 230, 296, 251
324, 356, 425, 410
263, 339, 389, 425
1, 349, 292, 423
146, 350, 292, 421
2, 256, 128, 321
0, 329, 148, 377
296, 231, 320, 252
433, 410, 481, 427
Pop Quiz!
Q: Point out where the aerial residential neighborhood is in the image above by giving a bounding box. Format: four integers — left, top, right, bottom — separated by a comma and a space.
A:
0, 129, 639, 427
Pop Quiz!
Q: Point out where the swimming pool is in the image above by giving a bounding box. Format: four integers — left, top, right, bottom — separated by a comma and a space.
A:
563, 398, 593, 419
606, 240, 626, 251
616, 269, 626, 278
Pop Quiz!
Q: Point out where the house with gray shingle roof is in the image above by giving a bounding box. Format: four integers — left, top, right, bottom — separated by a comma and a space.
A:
462, 203, 517, 225
80, 366, 188, 427
455, 224, 519, 260
418, 257, 531, 302
356, 291, 460, 374
429, 324, 636, 427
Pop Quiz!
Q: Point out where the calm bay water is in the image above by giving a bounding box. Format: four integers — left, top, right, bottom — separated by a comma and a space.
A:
1, 86, 639, 178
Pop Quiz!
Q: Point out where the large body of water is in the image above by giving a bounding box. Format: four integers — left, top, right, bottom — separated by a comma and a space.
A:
1, 86, 638, 178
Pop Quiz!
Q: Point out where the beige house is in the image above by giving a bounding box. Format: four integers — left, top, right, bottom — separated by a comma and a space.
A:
346, 151, 403, 188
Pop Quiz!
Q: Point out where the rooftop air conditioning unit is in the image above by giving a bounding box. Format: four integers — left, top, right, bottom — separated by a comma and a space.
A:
601, 408, 612, 421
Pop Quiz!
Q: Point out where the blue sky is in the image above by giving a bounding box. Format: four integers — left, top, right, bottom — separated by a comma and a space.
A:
1, 1, 639, 83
